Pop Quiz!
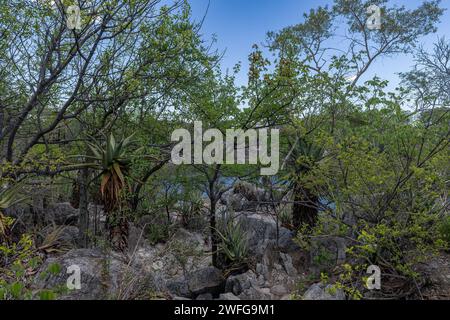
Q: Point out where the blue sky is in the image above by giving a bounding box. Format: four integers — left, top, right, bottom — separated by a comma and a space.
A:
190, 0, 450, 90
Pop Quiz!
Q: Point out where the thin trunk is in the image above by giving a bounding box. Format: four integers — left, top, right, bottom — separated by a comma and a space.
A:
109, 215, 129, 252
78, 167, 89, 248
210, 198, 218, 267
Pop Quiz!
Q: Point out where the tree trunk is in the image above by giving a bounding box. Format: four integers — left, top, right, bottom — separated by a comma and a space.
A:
109, 214, 129, 252
210, 198, 218, 267
77, 167, 89, 248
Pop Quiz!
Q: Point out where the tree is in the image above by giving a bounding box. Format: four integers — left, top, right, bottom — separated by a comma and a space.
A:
85, 133, 134, 252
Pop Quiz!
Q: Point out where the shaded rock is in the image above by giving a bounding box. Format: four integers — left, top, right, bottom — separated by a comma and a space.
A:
187, 266, 224, 296
166, 279, 190, 298
57, 226, 79, 247
46, 203, 79, 225
196, 293, 213, 300
225, 271, 257, 296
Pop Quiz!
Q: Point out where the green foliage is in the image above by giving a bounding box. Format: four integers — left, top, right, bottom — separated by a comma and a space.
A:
0, 234, 60, 300
438, 216, 450, 248
217, 218, 249, 269
146, 223, 168, 245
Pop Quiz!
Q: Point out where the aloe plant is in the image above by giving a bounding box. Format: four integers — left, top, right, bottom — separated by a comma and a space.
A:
84, 133, 135, 252
217, 219, 249, 269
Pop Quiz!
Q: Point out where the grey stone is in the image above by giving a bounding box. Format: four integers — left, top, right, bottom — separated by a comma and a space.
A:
225, 271, 256, 296
303, 283, 346, 300
218, 292, 241, 300
34, 249, 151, 300
46, 203, 79, 225
196, 293, 213, 300
187, 266, 224, 296
280, 252, 297, 276
271, 285, 288, 296
167, 279, 190, 298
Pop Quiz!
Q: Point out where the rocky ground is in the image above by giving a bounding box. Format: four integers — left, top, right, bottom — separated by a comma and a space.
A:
7, 185, 449, 300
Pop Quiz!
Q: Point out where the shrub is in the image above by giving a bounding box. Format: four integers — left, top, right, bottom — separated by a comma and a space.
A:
438, 216, 450, 248
217, 217, 249, 271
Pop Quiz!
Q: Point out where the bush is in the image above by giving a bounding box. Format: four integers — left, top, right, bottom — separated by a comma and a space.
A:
0, 234, 64, 300
439, 216, 450, 248
217, 217, 249, 271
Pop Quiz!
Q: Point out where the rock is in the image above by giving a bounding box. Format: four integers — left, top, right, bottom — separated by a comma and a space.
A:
303, 283, 346, 300
256, 263, 269, 279
280, 253, 297, 277
58, 226, 79, 245
187, 266, 224, 296
167, 267, 224, 299
166, 279, 190, 298
34, 249, 152, 300
239, 287, 272, 300
220, 191, 248, 212
237, 214, 277, 249
172, 228, 206, 252
173, 296, 191, 300
271, 285, 288, 296
225, 271, 256, 296
196, 293, 213, 300
46, 203, 79, 225
218, 292, 240, 300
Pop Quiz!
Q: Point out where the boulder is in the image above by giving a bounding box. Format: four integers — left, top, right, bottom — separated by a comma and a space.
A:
166, 267, 224, 299
303, 283, 346, 300
225, 271, 257, 296
46, 203, 79, 225
196, 293, 213, 300
237, 213, 277, 249
239, 287, 272, 300
271, 284, 288, 296
187, 266, 225, 297
218, 292, 240, 300
166, 279, 190, 298
34, 249, 151, 300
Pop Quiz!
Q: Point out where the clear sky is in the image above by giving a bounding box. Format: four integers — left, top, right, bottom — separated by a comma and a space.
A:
190, 0, 450, 91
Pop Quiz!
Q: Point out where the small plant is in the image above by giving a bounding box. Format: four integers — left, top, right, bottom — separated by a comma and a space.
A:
37, 225, 74, 254
278, 203, 293, 228
146, 223, 168, 245
0, 234, 62, 300
177, 191, 203, 228
217, 218, 249, 270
